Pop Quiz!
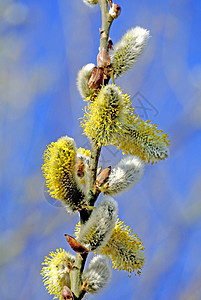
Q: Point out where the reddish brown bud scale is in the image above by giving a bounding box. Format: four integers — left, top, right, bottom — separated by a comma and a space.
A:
97, 49, 111, 68
109, 3, 121, 19
64, 234, 89, 254
113, 4, 121, 18
108, 38, 113, 51
62, 286, 74, 300
88, 66, 105, 92
96, 166, 111, 189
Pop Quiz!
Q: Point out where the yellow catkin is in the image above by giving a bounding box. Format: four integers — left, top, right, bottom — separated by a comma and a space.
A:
81, 84, 125, 146
41, 249, 75, 300
75, 219, 145, 276
77, 147, 91, 158
100, 219, 145, 276
42, 136, 86, 211
82, 86, 170, 164
114, 94, 170, 164
74, 224, 80, 239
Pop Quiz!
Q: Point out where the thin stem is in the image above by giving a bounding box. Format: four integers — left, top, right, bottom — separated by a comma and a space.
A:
88, 140, 101, 202
71, 144, 101, 300
71, 1, 114, 299
98, 0, 114, 50
71, 253, 88, 300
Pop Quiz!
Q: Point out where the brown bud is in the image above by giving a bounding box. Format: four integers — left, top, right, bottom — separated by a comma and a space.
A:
64, 234, 89, 254
108, 37, 113, 51
88, 67, 104, 91
82, 278, 88, 291
96, 166, 111, 189
62, 286, 74, 300
109, 3, 121, 19
97, 49, 111, 68
76, 158, 85, 178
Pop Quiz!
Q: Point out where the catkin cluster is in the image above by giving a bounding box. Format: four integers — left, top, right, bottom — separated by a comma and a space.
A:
77, 25, 170, 164
81, 85, 170, 164
41, 4, 170, 300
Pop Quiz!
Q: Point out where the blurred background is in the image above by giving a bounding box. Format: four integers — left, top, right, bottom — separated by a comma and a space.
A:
0, 0, 201, 299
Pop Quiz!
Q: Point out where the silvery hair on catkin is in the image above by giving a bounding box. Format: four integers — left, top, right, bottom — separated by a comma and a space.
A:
103, 156, 144, 196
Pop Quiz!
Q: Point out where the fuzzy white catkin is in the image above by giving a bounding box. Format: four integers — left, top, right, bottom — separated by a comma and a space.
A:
82, 0, 98, 6
77, 63, 95, 98
103, 156, 144, 196
82, 255, 112, 294
110, 27, 150, 78
77, 197, 118, 251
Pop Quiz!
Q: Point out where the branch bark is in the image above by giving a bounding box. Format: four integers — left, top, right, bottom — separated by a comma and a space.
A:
70, 1, 114, 299
98, 0, 114, 50
70, 253, 88, 300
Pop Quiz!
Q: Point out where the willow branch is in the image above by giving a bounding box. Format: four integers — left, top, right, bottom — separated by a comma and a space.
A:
87, 140, 101, 203
71, 1, 114, 299
98, 0, 114, 50
70, 253, 88, 300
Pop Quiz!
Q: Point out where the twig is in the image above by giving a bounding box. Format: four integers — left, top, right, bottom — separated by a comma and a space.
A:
71, 1, 115, 299
70, 253, 88, 300
98, 0, 114, 50
87, 140, 102, 203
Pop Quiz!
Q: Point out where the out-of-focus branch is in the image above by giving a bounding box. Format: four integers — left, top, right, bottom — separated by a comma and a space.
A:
107, 0, 113, 8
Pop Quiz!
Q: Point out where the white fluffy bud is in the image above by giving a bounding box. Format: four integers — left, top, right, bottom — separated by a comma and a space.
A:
82, 255, 112, 294
110, 27, 150, 78
102, 156, 144, 196
77, 197, 118, 251
77, 63, 95, 98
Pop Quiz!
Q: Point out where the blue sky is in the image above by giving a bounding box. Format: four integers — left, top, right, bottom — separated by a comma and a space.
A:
1, 0, 201, 299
